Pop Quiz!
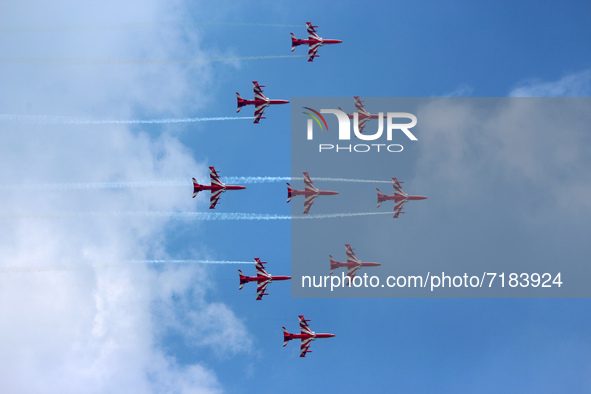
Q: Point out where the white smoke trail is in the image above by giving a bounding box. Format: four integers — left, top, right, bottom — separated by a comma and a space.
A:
300, 177, 392, 184
1, 22, 302, 34
0, 259, 253, 274
0, 211, 393, 220
0, 114, 253, 125
202, 22, 302, 28
297, 212, 393, 219
0, 54, 307, 66
0, 177, 391, 192
0, 180, 190, 191
221, 176, 393, 184
125, 259, 253, 264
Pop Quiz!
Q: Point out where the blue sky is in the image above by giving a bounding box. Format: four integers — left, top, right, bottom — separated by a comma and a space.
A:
1, 1, 591, 393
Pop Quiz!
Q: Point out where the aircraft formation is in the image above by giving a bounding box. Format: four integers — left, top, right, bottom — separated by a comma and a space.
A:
190, 24, 425, 357
193, 167, 427, 218
193, 170, 425, 356
234, 23, 343, 124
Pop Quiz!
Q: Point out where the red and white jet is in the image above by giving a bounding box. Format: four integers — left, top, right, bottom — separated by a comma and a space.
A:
238, 258, 291, 300
283, 315, 335, 357
290, 22, 342, 62
329, 244, 381, 278
287, 172, 339, 214
236, 81, 290, 124
377, 177, 427, 218
338, 96, 380, 134
192, 166, 246, 209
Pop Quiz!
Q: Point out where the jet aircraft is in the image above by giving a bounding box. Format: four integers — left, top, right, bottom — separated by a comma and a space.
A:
338, 96, 381, 134
283, 315, 335, 357
377, 177, 427, 218
236, 81, 290, 123
329, 244, 381, 278
238, 258, 291, 300
287, 172, 339, 214
290, 22, 342, 62
192, 166, 246, 209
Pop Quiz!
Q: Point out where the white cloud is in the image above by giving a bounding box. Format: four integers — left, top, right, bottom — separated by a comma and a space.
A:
509, 69, 591, 97
439, 84, 474, 97
420, 70, 591, 202
415, 95, 591, 217
0, 1, 250, 393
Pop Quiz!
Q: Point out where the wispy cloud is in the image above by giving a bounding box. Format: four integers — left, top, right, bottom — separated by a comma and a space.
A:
509, 69, 591, 97
415, 94, 591, 220
0, 1, 249, 392
439, 84, 474, 97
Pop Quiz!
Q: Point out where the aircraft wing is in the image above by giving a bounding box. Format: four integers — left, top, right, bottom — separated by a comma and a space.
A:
253, 102, 269, 124
307, 42, 321, 62
256, 279, 271, 300
355, 116, 370, 134
306, 22, 320, 40
209, 167, 224, 188
392, 177, 407, 197
209, 189, 224, 210
298, 315, 314, 357
347, 265, 361, 279
255, 258, 270, 278
299, 315, 313, 335
300, 337, 313, 357
354, 96, 370, 116
393, 198, 407, 218
303, 172, 318, 193
303, 193, 318, 214
345, 244, 360, 264
253, 81, 267, 100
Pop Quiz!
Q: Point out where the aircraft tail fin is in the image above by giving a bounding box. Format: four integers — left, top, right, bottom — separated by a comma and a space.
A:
329, 255, 337, 275
236, 92, 244, 112
238, 270, 247, 290
290, 33, 298, 52
192, 178, 200, 198
376, 188, 384, 208
282, 327, 291, 347
286, 183, 294, 203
